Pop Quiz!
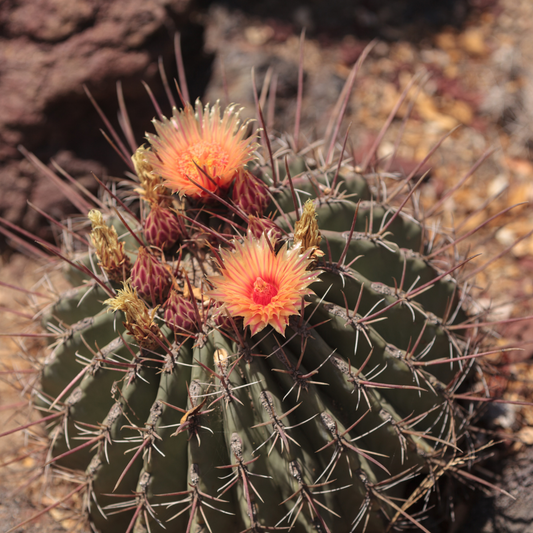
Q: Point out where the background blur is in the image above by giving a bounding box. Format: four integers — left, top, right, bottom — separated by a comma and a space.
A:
1, 0, 525, 249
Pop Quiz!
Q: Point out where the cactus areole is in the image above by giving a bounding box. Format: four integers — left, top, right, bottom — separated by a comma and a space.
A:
13, 86, 506, 533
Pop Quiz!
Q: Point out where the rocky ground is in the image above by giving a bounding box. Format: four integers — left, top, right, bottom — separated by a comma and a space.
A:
2, 0, 533, 531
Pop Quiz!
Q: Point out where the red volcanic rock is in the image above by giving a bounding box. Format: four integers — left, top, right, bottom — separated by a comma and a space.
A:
0, 0, 202, 249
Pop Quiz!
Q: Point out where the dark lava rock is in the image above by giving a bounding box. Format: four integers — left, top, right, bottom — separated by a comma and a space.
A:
457, 445, 533, 533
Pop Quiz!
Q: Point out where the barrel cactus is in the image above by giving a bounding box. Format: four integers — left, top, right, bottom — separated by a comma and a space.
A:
3, 59, 511, 533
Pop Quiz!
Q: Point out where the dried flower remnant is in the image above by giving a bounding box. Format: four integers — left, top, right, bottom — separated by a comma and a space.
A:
104, 280, 162, 348
132, 145, 171, 205
209, 234, 321, 335
146, 100, 258, 200
293, 200, 324, 259
88, 209, 131, 282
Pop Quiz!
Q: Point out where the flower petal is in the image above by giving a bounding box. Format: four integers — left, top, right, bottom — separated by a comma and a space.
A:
146, 100, 258, 199
208, 233, 321, 335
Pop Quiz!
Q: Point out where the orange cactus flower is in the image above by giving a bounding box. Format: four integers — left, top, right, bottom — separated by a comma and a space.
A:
146, 100, 257, 200
209, 234, 321, 336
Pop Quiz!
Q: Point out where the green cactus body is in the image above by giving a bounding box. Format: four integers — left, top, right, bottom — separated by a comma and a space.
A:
23, 95, 491, 533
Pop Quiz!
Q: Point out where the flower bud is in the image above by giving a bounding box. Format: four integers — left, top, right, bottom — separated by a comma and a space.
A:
144, 203, 183, 250
164, 290, 197, 335
232, 169, 270, 216
130, 247, 171, 306
248, 215, 282, 243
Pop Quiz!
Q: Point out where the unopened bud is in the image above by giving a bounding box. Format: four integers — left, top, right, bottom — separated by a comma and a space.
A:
163, 290, 197, 336
130, 247, 171, 305
144, 203, 183, 250
232, 169, 270, 216
248, 215, 282, 244
133, 145, 172, 205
